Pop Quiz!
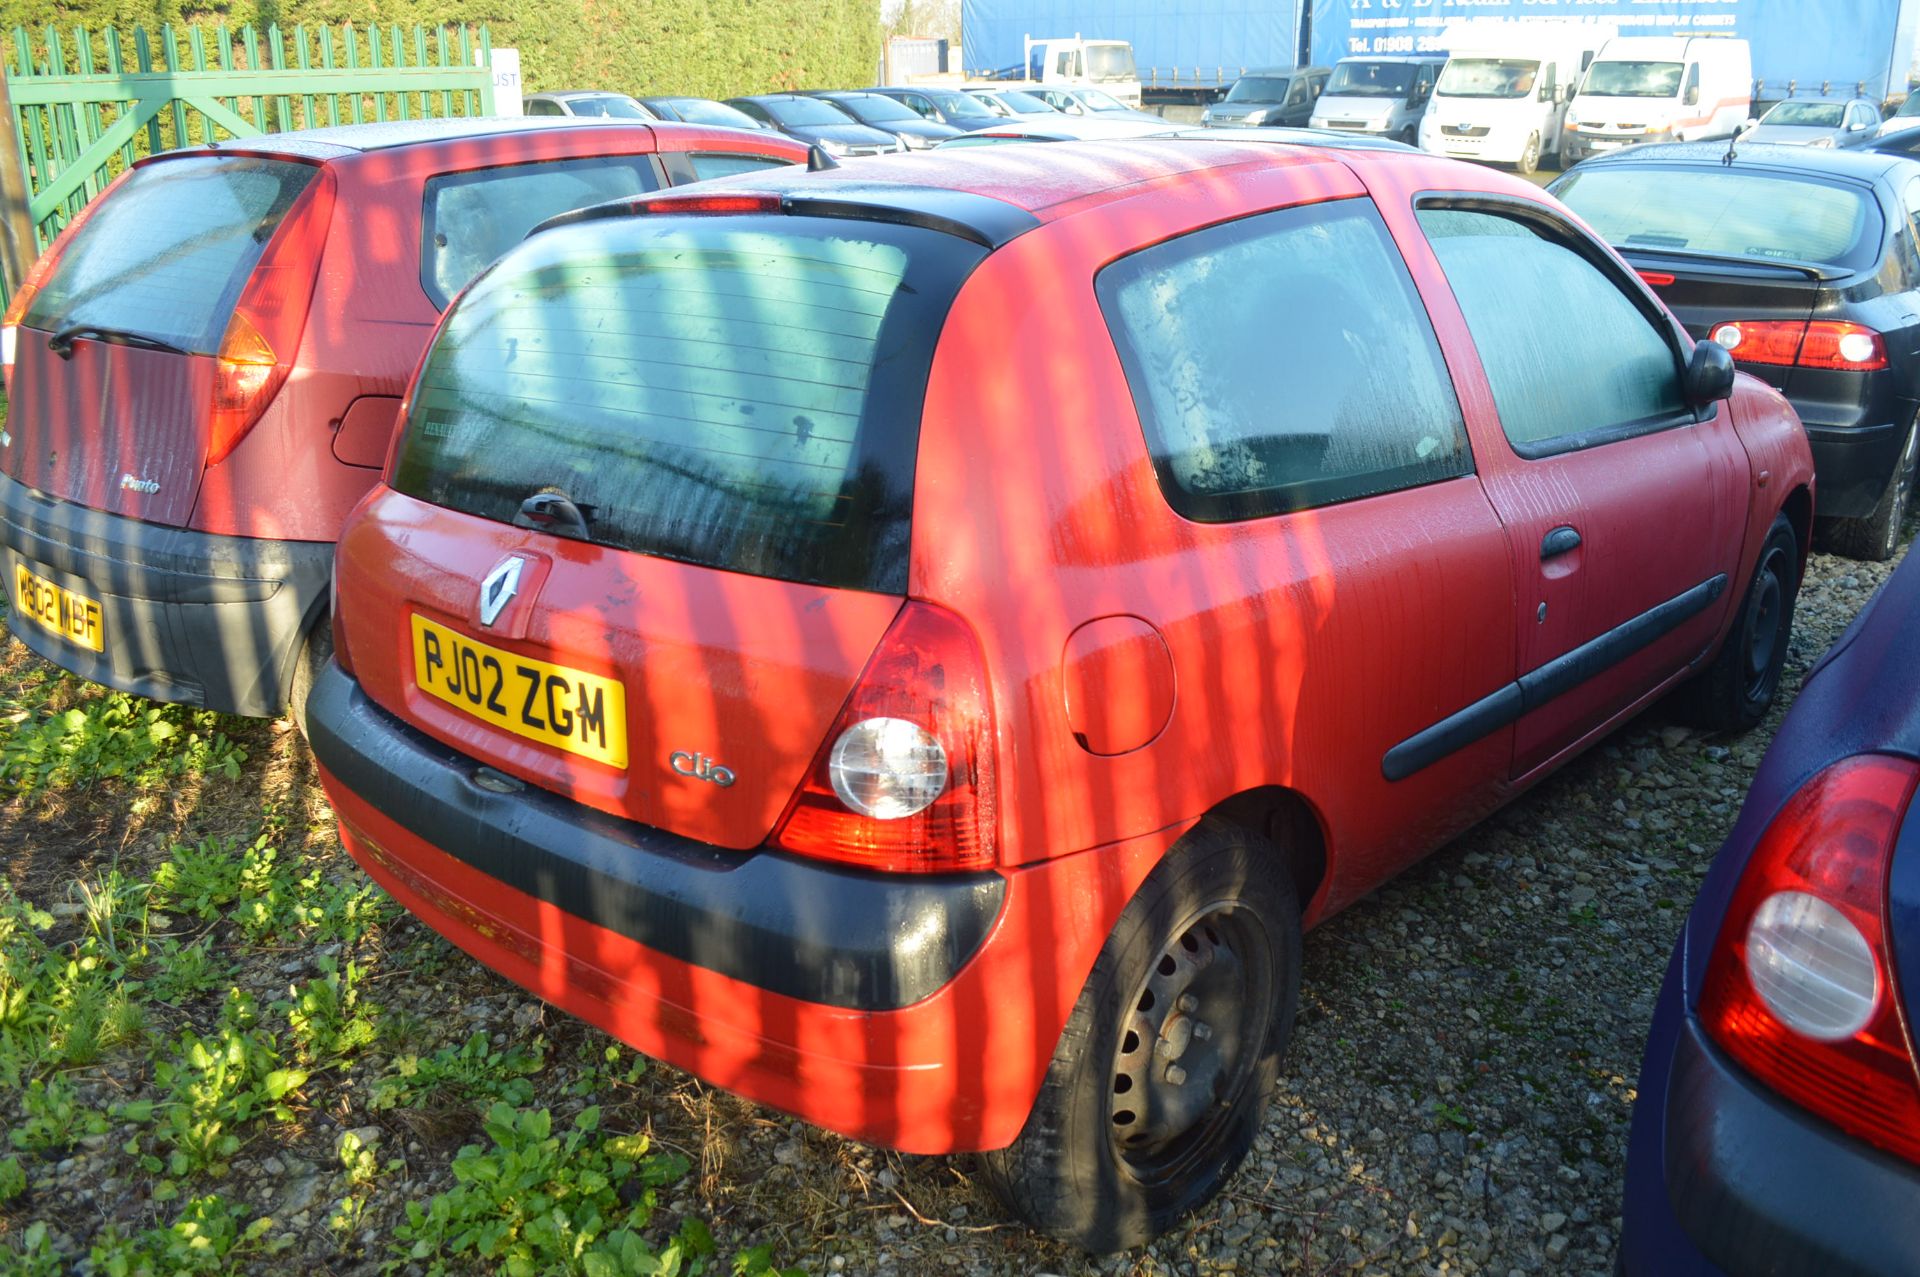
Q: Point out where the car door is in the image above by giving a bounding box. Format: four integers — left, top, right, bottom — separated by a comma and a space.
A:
1280, 76, 1313, 125
1400, 199, 1748, 778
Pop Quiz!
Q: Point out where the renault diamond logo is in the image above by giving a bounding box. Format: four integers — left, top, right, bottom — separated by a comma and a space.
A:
478, 556, 524, 628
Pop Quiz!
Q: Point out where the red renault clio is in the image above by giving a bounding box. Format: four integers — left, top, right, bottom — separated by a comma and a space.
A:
309, 138, 1815, 1247
0, 118, 803, 720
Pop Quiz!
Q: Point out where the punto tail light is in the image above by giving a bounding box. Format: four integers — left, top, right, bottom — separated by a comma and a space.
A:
772, 601, 998, 874
1699, 754, 1920, 1166
208, 167, 336, 466
1710, 320, 1889, 371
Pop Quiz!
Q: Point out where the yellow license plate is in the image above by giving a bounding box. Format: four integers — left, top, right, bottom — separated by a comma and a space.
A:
410, 613, 627, 768
13, 563, 103, 652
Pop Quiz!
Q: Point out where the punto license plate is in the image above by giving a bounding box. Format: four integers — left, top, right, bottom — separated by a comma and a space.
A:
13, 563, 104, 652
410, 613, 627, 768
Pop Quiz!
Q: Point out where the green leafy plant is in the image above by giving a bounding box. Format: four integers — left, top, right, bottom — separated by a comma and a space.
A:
279, 956, 378, 1065
149, 837, 249, 922
0, 690, 246, 792
394, 1103, 712, 1276
146, 994, 306, 1180
0, 1152, 28, 1202
370, 1030, 544, 1112
87, 1193, 283, 1276
10, 1075, 108, 1152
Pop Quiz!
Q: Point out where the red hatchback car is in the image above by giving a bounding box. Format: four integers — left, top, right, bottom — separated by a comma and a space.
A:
0, 117, 803, 720
309, 139, 1815, 1247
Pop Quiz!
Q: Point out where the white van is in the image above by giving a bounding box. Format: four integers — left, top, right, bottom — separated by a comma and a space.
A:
1563, 37, 1752, 163
1309, 55, 1445, 146
1419, 22, 1612, 173
1022, 35, 1142, 107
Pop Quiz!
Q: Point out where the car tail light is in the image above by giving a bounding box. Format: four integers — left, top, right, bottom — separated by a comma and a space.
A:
642, 193, 782, 215
1709, 320, 1889, 371
0, 170, 126, 386
1699, 754, 1920, 1166
207, 168, 336, 466
1635, 270, 1676, 288
771, 601, 997, 873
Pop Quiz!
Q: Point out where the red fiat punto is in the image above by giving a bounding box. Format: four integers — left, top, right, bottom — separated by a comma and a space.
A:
308, 138, 1815, 1248
0, 118, 803, 721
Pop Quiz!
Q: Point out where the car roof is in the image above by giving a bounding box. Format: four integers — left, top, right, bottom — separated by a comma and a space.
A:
731, 93, 816, 104
546, 135, 1501, 249
1763, 95, 1870, 108
536, 90, 635, 101
1237, 67, 1330, 77
1573, 140, 1914, 184
1332, 54, 1443, 65
195, 115, 641, 158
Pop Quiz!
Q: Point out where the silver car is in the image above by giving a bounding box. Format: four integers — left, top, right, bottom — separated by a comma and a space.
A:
1744, 96, 1882, 149
523, 91, 657, 120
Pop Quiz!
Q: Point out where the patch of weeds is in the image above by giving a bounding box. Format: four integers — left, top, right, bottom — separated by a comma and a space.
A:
0, 1152, 27, 1201
371, 1031, 544, 1113
149, 836, 248, 922
279, 956, 379, 1066
144, 936, 235, 1005
2, 1221, 67, 1277
330, 1129, 402, 1245
1431, 1101, 1475, 1132
9, 1075, 109, 1152
139, 991, 307, 1184
87, 1193, 285, 1276
394, 1102, 733, 1277
230, 838, 394, 947
0, 689, 246, 793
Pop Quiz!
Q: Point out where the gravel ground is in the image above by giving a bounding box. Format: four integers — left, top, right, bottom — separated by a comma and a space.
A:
1, 534, 1904, 1276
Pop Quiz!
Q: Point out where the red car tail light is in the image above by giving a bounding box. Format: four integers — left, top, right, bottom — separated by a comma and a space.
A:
207, 167, 337, 465
772, 600, 998, 873
1709, 320, 1890, 371
642, 193, 783, 215
0, 171, 126, 386
1699, 754, 1920, 1166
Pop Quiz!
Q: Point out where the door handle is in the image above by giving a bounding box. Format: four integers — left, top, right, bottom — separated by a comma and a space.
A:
1541, 526, 1582, 560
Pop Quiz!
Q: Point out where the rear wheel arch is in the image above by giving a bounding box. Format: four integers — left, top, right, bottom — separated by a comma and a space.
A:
1781, 484, 1814, 567
1199, 785, 1329, 917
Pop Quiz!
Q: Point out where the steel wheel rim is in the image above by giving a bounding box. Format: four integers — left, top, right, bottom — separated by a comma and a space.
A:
1743, 545, 1790, 700
1107, 906, 1274, 1185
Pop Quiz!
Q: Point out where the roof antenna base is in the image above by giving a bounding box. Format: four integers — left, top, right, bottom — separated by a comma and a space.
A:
807, 144, 841, 172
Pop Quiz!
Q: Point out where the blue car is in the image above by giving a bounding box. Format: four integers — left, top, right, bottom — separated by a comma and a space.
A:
1622, 548, 1920, 1274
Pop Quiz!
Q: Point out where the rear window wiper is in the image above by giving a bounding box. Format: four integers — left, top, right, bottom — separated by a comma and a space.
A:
513, 489, 598, 541
45, 324, 191, 360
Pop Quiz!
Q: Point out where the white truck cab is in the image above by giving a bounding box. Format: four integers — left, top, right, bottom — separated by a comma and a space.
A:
1022, 35, 1142, 107
1563, 36, 1753, 164
1309, 55, 1444, 145
1420, 22, 1613, 173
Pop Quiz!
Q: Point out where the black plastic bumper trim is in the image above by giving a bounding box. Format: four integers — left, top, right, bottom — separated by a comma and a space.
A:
305, 661, 1007, 1011
1664, 1015, 1920, 1277
0, 470, 331, 717
1384, 574, 1727, 780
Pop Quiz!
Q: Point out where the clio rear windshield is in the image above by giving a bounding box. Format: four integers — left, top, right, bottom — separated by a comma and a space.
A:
389, 212, 986, 593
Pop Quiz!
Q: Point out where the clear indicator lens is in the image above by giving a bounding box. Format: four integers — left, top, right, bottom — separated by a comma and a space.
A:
1746, 890, 1880, 1041
828, 716, 949, 820
1837, 332, 1878, 364
1713, 324, 1743, 352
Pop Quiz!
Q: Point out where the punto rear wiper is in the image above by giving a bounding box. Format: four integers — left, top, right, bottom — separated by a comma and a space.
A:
45, 324, 191, 360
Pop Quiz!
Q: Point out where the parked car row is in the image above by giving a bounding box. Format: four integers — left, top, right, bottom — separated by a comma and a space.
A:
2, 104, 1915, 1274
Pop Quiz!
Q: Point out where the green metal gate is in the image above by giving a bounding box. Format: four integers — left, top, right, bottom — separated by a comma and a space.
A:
0, 21, 495, 294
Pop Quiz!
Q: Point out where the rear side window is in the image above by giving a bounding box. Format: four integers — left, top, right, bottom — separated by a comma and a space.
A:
24, 155, 316, 353
1417, 206, 1686, 453
1098, 198, 1470, 522
687, 152, 796, 181
391, 214, 987, 593
419, 156, 662, 307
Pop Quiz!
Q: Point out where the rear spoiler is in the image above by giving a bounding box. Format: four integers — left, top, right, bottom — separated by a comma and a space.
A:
1617, 245, 1844, 283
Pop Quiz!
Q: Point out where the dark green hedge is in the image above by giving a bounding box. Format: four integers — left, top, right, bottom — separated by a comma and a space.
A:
0, 0, 882, 98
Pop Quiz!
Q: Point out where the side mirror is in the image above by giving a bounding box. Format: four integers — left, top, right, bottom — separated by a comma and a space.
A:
1849, 119, 1870, 132
1685, 86, 1700, 106
1741, 116, 1759, 132
1685, 340, 1736, 408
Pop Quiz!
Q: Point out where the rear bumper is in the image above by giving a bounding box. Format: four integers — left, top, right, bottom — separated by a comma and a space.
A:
1621, 946, 1920, 1276
307, 659, 1181, 1152
1805, 419, 1908, 521
0, 470, 330, 717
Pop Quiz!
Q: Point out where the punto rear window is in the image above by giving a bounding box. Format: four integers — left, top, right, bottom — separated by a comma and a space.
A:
389, 213, 986, 593
22, 154, 318, 354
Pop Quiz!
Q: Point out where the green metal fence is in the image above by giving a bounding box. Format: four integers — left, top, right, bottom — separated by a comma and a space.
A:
1, 21, 494, 264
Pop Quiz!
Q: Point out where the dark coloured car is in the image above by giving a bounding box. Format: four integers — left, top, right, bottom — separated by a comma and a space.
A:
1553, 143, 1920, 560
866, 85, 1003, 132
725, 93, 905, 156
0, 118, 805, 721
310, 135, 1811, 1250
1621, 547, 1920, 1276
635, 96, 767, 131
1202, 67, 1331, 129
808, 90, 962, 149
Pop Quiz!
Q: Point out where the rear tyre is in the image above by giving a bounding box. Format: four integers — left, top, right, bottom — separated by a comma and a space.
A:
1397, 125, 1418, 146
1824, 422, 1916, 563
288, 617, 332, 740
1676, 513, 1799, 733
978, 818, 1301, 1251
1515, 132, 1541, 175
